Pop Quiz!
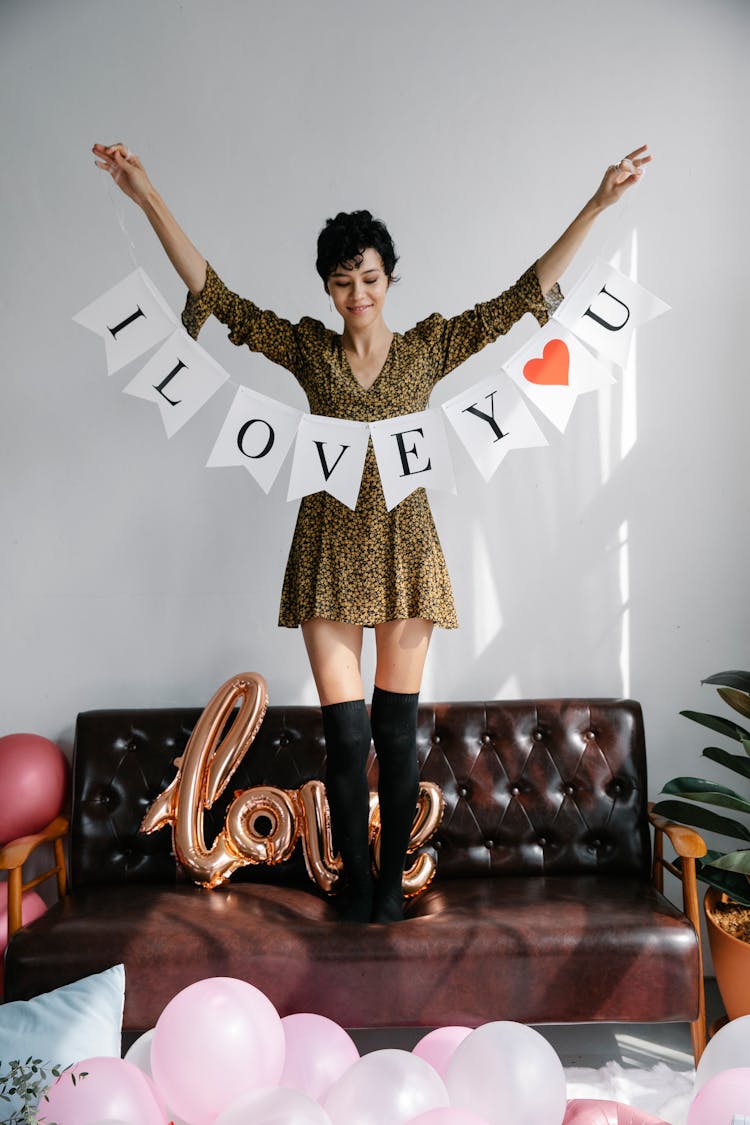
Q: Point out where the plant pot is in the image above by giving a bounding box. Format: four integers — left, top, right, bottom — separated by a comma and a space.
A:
705, 886, 750, 1021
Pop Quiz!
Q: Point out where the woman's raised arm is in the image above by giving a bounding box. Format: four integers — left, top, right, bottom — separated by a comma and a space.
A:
91, 142, 207, 296
534, 144, 652, 296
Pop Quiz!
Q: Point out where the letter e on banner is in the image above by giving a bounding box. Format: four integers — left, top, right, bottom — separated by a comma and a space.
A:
370, 409, 455, 510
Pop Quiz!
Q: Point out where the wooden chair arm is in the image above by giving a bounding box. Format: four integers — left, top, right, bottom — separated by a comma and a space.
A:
0, 816, 69, 941
648, 806, 707, 859
0, 815, 70, 870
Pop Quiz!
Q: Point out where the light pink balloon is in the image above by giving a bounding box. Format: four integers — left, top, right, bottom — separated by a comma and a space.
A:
0, 733, 68, 845
407, 1109, 490, 1124
214, 1084, 332, 1124
412, 1028, 473, 1082
687, 1066, 750, 1124
0, 883, 47, 954
563, 1100, 668, 1124
324, 1048, 449, 1125
150, 977, 285, 1125
37, 1057, 167, 1125
281, 1013, 360, 1102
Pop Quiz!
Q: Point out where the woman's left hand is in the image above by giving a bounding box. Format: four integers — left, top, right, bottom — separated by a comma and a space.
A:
590, 144, 653, 210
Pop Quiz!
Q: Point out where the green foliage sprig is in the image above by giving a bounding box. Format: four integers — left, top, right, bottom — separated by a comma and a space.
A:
0, 1056, 64, 1125
653, 669, 750, 908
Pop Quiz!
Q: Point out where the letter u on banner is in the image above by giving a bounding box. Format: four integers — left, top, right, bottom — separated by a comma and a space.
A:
72, 268, 178, 374
287, 415, 370, 510
207, 385, 303, 494
370, 409, 455, 511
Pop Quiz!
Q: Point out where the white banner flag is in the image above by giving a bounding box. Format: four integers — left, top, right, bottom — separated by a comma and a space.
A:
72, 268, 177, 375
555, 258, 671, 368
370, 409, 455, 512
207, 385, 303, 494
122, 330, 229, 438
441, 372, 548, 481
503, 320, 614, 433
288, 415, 370, 510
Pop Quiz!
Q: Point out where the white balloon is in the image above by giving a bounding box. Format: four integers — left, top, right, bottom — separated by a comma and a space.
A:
124, 1028, 156, 1077
324, 1049, 449, 1125
214, 1084, 332, 1124
446, 1022, 566, 1125
695, 1014, 750, 1092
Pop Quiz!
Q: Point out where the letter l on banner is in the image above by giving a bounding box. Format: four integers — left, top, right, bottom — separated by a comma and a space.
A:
122, 329, 229, 437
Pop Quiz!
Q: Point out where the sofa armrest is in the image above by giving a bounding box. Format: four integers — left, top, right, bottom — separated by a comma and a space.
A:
0, 815, 69, 939
648, 803, 707, 1060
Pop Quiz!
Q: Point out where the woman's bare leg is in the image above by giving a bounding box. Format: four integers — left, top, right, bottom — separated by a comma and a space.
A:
301, 618, 365, 705
371, 618, 434, 922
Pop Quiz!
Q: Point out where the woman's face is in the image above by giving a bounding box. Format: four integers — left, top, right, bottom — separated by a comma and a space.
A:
326, 246, 391, 330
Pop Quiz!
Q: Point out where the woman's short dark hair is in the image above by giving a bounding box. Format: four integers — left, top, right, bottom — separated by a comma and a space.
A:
316, 210, 399, 286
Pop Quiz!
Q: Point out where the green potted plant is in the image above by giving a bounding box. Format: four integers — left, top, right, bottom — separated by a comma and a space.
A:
652, 669, 750, 1020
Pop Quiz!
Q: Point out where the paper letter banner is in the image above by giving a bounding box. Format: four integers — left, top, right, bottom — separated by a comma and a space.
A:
122, 330, 229, 438
502, 320, 615, 433
555, 258, 671, 368
441, 372, 548, 482
72, 268, 178, 375
207, 385, 303, 494
288, 415, 370, 510
370, 409, 455, 512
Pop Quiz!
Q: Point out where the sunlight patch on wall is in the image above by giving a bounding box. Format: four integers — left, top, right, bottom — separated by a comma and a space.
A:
471, 526, 504, 655
618, 519, 631, 697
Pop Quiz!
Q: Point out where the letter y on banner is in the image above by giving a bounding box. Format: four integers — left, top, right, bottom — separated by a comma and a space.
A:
72, 268, 177, 374
441, 372, 548, 481
370, 409, 455, 511
122, 330, 229, 437
288, 415, 370, 510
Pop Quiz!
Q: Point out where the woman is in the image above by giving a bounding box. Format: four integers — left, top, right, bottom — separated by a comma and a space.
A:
92, 141, 651, 923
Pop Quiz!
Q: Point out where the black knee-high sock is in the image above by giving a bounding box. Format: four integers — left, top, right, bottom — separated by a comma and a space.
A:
370, 686, 420, 923
321, 699, 373, 923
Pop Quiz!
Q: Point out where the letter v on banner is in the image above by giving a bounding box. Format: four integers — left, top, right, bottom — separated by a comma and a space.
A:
288, 415, 370, 510
555, 257, 670, 368
72, 268, 177, 374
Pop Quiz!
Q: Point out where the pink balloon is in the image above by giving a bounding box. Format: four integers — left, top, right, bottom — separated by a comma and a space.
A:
37, 1057, 167, 1125
150, 977, 285, 1125
0, 733, 68, 845
407, 1109, 490, 1124
281, 1013, 360, 1101
412, 1028, 473, 1081
0, 883, 47, 953
564, 1100, 669, 1124
687, 1067, 750, 1124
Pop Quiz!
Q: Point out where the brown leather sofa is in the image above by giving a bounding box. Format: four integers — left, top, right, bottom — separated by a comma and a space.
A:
3, 698, 707, 1059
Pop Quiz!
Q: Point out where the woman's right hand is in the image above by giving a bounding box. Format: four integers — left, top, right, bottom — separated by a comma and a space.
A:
92, 142, 153, 207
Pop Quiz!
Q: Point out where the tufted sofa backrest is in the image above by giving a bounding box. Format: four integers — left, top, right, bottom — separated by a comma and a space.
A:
70, 699, 651, 890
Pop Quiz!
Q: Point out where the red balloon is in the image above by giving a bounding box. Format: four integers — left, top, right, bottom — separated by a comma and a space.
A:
0, 733, 68, 845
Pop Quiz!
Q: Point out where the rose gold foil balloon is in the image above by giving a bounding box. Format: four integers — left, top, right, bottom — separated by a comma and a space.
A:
372, 782, 445, 898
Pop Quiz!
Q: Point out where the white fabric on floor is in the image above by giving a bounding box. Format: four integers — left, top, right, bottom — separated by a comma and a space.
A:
565, 1062, 694, 1124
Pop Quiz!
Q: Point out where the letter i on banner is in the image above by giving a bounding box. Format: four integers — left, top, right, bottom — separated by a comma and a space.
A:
555, 256, 670, 368
441, 372, 548, 481
207, 385, 303, 494
72, 268, 178, 374
370, 409, 455, 511
122, 330, 229, 437
288, 415, 370, 510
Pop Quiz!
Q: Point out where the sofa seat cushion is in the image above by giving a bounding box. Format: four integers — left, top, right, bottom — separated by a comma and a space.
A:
5, 876, 699, 1030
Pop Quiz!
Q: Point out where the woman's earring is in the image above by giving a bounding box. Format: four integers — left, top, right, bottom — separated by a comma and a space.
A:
328, 295, 333, 312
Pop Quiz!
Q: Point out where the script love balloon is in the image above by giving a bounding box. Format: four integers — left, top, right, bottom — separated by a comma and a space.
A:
563, 1101, 669, 1123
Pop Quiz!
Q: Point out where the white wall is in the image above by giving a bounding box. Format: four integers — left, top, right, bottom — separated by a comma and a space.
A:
2, 0, 748, 804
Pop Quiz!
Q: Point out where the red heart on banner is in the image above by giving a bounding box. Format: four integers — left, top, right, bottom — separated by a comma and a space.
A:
523, 338, 570, 385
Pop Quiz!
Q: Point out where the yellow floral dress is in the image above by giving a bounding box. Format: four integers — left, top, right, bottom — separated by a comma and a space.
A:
182, 262, 560, 628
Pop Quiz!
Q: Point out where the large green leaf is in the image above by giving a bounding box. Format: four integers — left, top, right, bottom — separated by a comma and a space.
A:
651, 798, 750, 842
703, 670, 750, 693
707, 849, 750, 874
660, 776, 750, 814
694, 853, 750, 908
702, 745, 750, 781
680, 710, 750, 742
718, 687, 750, 720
